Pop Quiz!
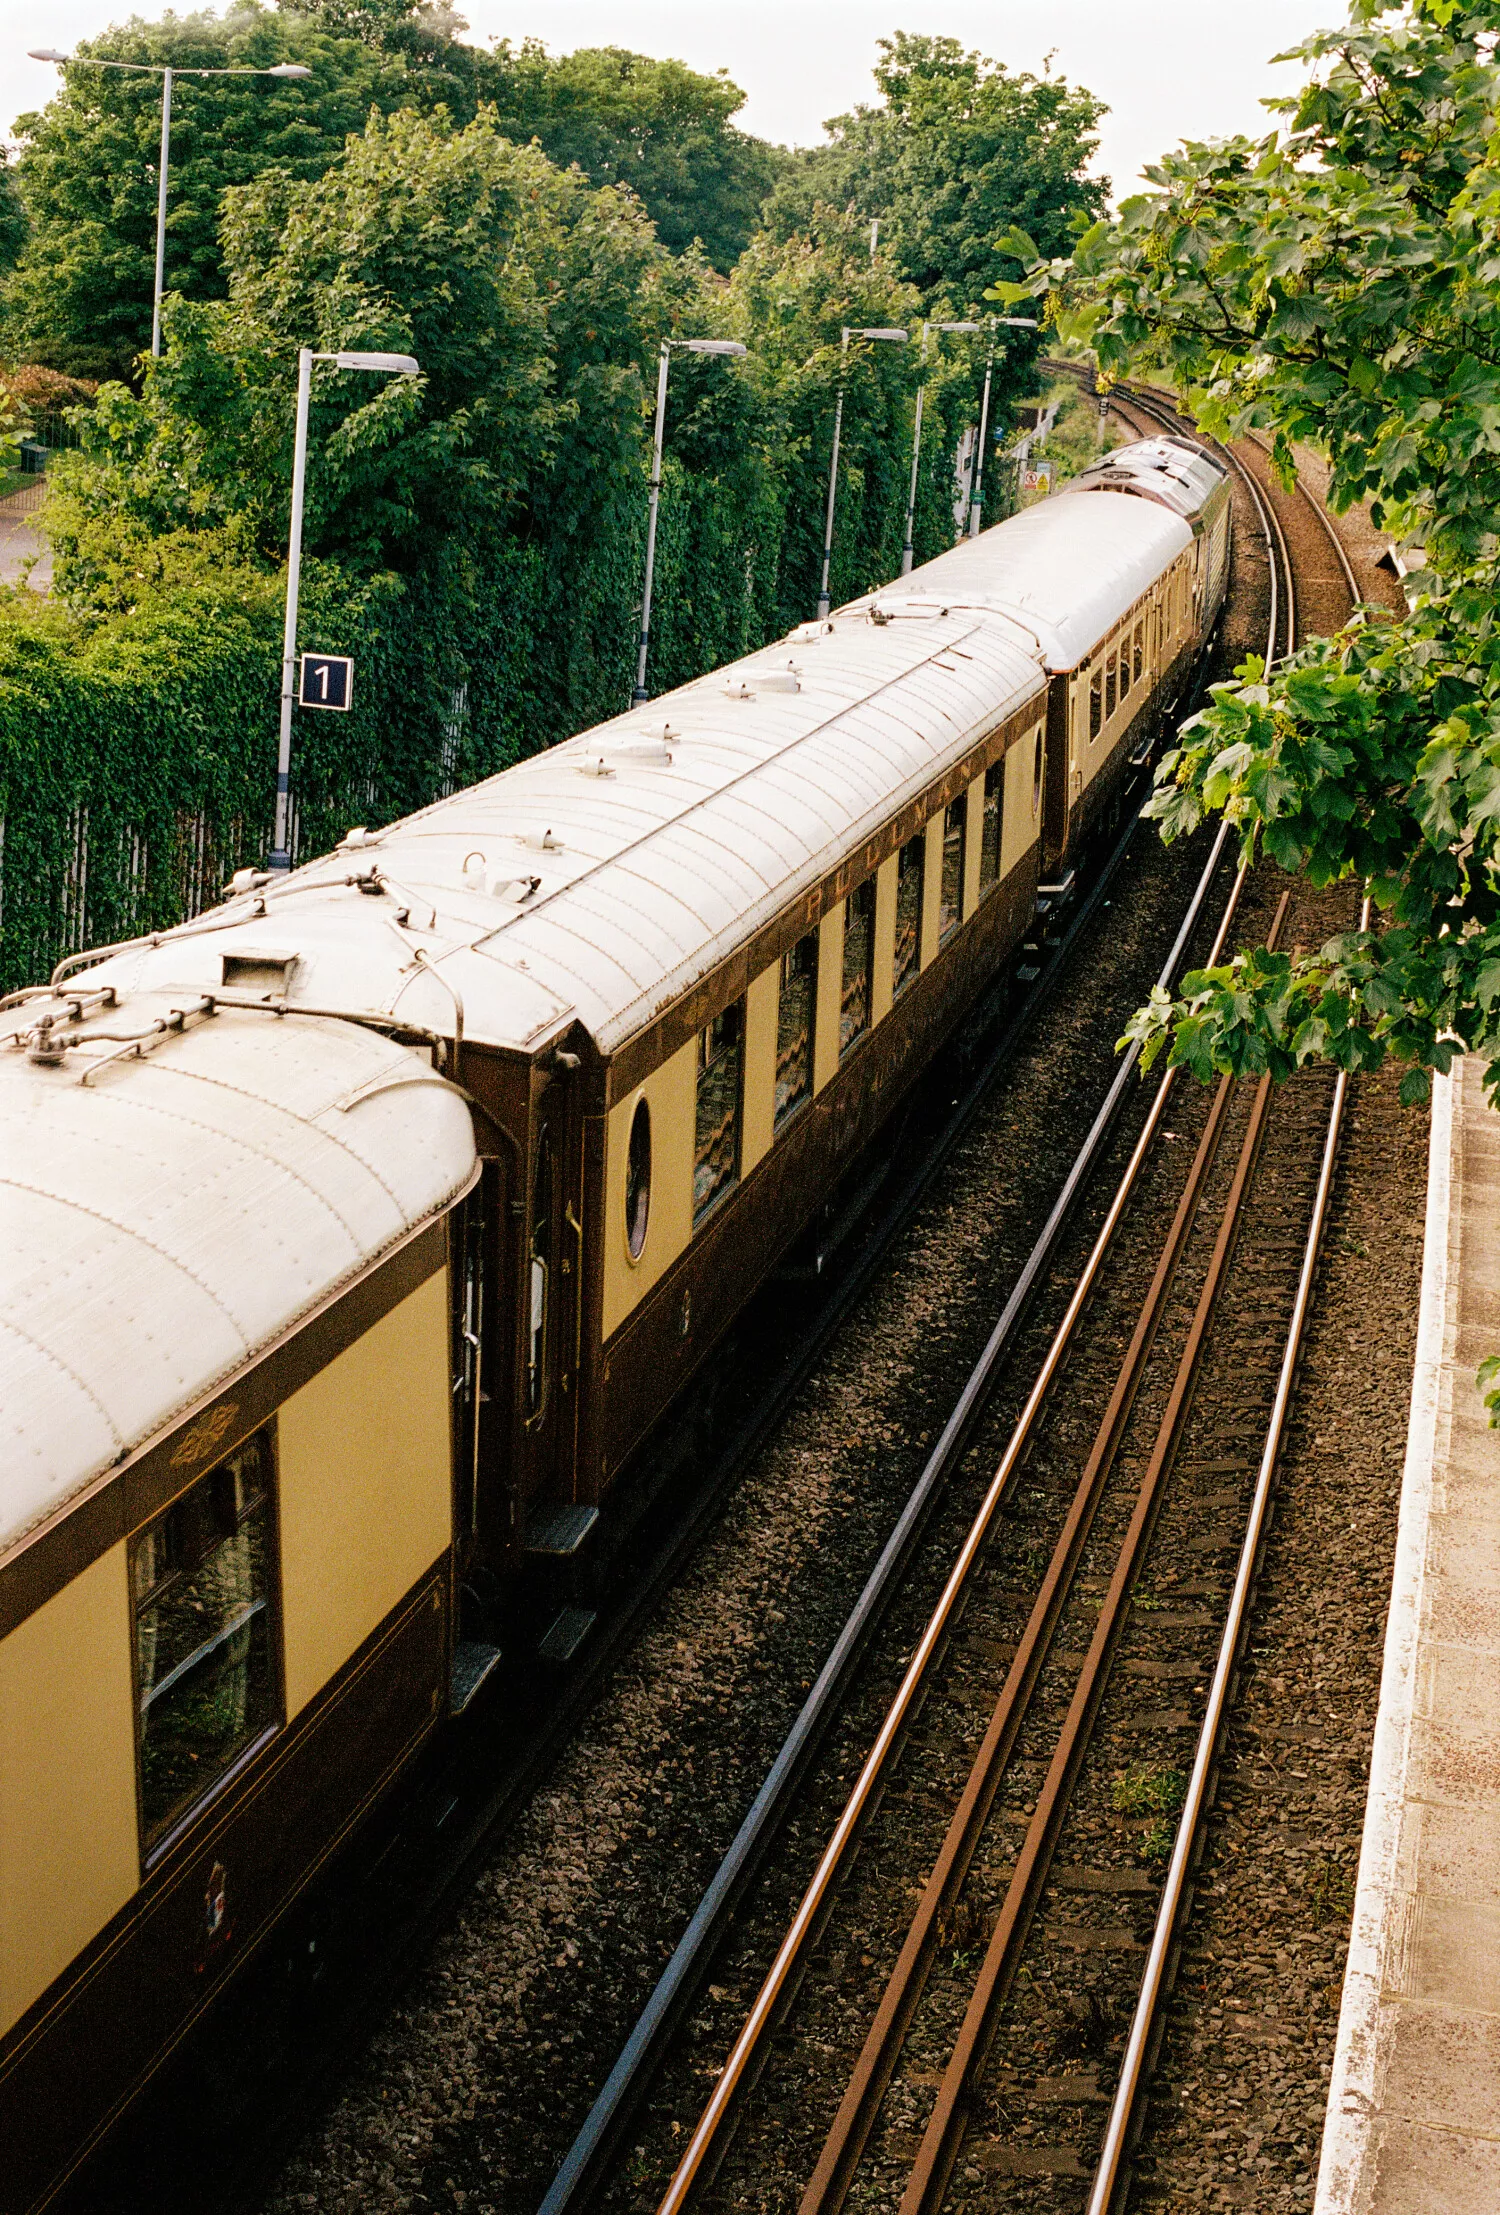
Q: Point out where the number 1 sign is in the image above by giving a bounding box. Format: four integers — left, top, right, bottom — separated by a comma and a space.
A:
298, 653, 354, 711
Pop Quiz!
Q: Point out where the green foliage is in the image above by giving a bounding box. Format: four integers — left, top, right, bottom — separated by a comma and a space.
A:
0, 98, 974, 994
1008, 0, 1500, 572
997, 3, 1500, 1273
488, 41, 790, 271
764, 35, 1106, 311
6, 5, 459, 382
1111, 1763, 1186, 1816
4, 3, 792, 386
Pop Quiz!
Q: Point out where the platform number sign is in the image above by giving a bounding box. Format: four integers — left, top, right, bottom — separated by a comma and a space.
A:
299, 652, 353, 712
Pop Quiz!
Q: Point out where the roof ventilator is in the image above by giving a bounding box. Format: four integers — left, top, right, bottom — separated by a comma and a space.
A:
463, 849, 543, 902
221, 949, 299, 994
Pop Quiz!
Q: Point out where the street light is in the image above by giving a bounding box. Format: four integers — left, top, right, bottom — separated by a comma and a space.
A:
816, 326, 908, 622
269, 348, 421, 874
29, 48, 312, 357
968, 316, 1040, 539
902, 321, 982, 577
633, 336, 747, 706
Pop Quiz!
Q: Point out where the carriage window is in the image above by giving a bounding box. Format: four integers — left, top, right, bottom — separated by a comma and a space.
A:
132, 1426, 279, 1853
939, 799, 966, 943
528, 1133, 551, 1415
1089, 669, 1102, 740
841, 880, 876, 1057
1105, 651, 1117, 721
1033, 730, 1044, 813
625, 1096, 651, 1260
978, 761, 1004, 894
694, 1003, 742, 1224
1120, 633, 1132, 697
894, 834, 924, 996
775, 932, 817, 1128
1133, 626, 1144, 684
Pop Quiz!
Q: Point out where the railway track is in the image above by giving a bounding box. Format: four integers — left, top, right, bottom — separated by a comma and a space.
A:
536, 391, 1367, 2215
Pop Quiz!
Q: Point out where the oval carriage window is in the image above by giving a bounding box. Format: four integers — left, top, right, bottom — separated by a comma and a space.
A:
625, 1096, 651, 1259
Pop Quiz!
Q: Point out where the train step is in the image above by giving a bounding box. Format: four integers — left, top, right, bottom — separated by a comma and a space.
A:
525, 1503, 600, 1557
538, 1607, 598, 1665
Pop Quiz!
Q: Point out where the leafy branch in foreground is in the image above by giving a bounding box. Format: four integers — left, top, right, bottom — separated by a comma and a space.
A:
1117, 582, 1500, 1108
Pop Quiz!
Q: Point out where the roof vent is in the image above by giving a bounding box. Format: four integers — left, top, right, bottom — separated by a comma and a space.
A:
340, 826, 380, 849
520, 827, 565, 851
746, 665, 800, 694
221, 948, 299, 993
724, 679, 755, 700
785, 620, 833, 643
578, 755, 616, 779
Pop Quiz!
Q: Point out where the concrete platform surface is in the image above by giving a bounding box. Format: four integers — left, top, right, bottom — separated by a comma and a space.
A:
0, 477, 51, 589
1317, 1055, 1500, 2211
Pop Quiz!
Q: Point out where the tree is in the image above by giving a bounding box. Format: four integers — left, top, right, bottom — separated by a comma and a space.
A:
489, 42, 790, 271
986, 1, 1500, 1150
4, 4, 467, 383
46, 103, 682, 593
718, 207, 957, 629
764, 35, 1107, 311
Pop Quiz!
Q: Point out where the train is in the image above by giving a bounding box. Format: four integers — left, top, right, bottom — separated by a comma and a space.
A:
0, 432, 1229, 2210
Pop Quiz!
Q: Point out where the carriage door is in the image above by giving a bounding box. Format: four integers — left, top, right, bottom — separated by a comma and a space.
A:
521, 1076, 588, 1545
1041, 672, 1073, 872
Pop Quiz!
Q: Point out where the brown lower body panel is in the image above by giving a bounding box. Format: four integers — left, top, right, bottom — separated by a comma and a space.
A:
0, 1563, 449, 2215
597, 859, 1037, 1483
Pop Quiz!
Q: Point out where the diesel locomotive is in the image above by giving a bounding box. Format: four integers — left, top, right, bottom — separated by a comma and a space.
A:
0, 434, 1229, 2209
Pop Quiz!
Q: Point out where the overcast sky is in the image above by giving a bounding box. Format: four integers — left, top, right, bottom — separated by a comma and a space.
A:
1, 1, 1327, 195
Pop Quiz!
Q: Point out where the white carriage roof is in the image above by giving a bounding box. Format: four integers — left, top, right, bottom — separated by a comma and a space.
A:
1062, 437, 1228, 523
860, 475, 1194, 671
0, 1010, 475, 1556
88, 595, 1049, 1062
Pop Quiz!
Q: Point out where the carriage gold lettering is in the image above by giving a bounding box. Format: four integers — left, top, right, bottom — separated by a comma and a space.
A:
170, 1404, 240, 1469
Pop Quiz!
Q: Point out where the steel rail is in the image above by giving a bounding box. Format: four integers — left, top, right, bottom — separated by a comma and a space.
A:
1083, 894, 1371, 2215
637, 379, 1288, 2215
650, 852, 1255, 2215
899, 903, 1290, 2212
798, 1053, 1236, 2215
1243, 425, 1360, 607
793, 873, 1283, 2214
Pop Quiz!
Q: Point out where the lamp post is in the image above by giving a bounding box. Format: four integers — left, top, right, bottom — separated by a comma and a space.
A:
967, 315, 1040, 539
269, 349, 420, 874
28, 48, 312, 356
633, 336, 747, 707
901, 320, 981, 577
816, 325, 907, 622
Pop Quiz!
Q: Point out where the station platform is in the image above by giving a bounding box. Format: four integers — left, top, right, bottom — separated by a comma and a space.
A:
1317, 1055, 1500, 2210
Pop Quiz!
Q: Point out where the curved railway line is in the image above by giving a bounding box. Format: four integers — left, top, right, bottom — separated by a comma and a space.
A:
527, 388, 1373, 2215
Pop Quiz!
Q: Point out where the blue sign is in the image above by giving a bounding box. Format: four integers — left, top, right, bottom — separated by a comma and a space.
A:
299, 653, 353, 712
